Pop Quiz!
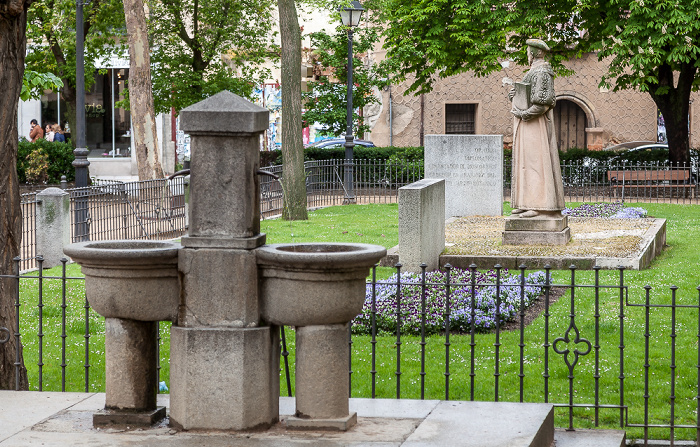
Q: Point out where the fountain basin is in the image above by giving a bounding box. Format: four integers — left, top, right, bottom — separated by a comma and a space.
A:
63, 240, 180, 322
257, 243, 386, 327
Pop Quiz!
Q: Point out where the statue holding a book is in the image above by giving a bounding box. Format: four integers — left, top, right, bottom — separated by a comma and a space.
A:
508, 39, 565, 218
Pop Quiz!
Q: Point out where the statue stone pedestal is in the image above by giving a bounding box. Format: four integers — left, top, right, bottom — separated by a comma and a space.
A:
502, 215, 571, 245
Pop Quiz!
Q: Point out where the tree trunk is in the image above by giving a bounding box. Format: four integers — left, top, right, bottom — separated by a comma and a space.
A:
0, 0, 30, 390
650, 63, 696, 165
123, 0, 164, 180
278, 0, 308, 220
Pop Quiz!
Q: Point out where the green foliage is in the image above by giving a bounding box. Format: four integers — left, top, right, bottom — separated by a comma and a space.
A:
146, 0, 276, 113
373, 0, 700, 162
261, 146, 424, 166
578, 0, 700, 95
24, 150, 50, 184
18, 139, 76, 184
21, 71, 63, 102
26, 0, 127, 96
305, 146, 423, 162
301, 25, 386, 137
370, 0, 580, 95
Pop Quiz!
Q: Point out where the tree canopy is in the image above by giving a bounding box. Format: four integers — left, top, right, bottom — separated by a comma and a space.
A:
147, 0, 276, 113
302, 24, 384, 138
375, 0, 700, 162
26, 0, 127, 138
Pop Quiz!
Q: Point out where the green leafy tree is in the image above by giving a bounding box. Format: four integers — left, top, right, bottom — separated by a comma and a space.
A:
147, 0, 276, 113
375, 0, 700, 163
25, 0, 127, 142
21, 70, 63, 101
302, 24, 384, 138
579, 0, 700, 164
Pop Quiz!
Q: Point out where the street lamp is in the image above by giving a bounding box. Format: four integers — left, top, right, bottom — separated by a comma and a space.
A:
339, 0, 364, 204
74, 0, 91, 241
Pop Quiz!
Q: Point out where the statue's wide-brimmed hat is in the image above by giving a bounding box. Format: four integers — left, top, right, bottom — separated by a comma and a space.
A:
526, 38, 550, 52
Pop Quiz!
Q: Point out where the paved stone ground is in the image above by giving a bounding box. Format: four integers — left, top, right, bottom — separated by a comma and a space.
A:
0, 391, 629, 447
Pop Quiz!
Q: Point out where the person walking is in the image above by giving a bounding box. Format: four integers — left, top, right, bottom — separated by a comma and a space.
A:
29, 119, 44, 142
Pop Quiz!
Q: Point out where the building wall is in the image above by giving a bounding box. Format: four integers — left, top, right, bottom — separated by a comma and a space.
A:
368, 52, 700, 149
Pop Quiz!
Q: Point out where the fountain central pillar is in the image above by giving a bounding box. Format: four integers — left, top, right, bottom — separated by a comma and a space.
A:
169, 91, 279, 430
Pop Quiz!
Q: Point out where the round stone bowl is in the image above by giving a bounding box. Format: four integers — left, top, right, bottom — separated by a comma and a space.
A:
63, 240, 181, 322
256, 243, 387, 327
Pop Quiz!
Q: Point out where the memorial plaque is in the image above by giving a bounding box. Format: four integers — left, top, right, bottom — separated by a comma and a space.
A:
424, 135, 503, 218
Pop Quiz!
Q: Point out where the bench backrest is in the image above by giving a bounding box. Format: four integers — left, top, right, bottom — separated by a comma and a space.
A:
607, 170, 691, 183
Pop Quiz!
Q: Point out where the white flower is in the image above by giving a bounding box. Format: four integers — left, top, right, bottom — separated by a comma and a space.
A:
662, 24, 667, 34
616, 25, 622, 33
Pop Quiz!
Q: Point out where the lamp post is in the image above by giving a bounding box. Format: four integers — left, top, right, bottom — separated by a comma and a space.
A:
339, 0, 364, 204
73, 0, 91, 240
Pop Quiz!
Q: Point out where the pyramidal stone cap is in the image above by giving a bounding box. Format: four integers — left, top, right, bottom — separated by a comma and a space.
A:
179, 90, 269, 134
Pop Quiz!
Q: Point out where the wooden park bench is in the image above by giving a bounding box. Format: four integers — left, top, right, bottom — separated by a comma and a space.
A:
607, 169, 696, 198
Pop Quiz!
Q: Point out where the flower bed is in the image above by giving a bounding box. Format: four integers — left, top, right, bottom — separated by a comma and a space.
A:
562, 202, 647, 218
353, 268, 547, 336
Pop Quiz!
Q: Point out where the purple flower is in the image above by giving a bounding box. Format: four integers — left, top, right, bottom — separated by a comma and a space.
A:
353, 268, 548, 335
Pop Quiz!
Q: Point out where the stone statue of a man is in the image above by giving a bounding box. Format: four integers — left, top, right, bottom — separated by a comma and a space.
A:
508, 39, 565, 218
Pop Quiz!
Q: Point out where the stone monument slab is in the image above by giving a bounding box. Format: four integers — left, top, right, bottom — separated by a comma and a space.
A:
399, 178, 445, 272
424, 135, 503, 218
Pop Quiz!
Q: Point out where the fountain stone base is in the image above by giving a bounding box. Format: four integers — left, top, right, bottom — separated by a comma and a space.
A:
258, 243, 387, 431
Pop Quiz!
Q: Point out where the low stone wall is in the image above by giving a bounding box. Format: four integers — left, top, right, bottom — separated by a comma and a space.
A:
398, 178, 445, 272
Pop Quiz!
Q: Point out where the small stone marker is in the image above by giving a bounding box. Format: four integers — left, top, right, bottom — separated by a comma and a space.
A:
424, 135, 503, 218
399, 178, 445, 272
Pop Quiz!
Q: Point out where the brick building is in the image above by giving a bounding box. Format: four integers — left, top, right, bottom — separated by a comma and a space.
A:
367, 52, 700, 151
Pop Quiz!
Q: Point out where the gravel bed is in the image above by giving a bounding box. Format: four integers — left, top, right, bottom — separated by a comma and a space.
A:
444, 216, 653, 258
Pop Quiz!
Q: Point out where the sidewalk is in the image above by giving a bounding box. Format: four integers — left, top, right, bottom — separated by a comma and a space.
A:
0, 391, 630, 446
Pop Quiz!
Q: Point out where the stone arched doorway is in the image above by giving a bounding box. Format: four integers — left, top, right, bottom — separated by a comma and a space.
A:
553, 99, 588, 151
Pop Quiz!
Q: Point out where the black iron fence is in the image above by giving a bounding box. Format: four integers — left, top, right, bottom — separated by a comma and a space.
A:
69, 178, 187, 243
20, 193, 38, 272
19, 178, 188, 271
2, 260, 699, 443
261, 158, 699, 218
507, 159, 699, 204
260, 159, 424, 218
19, 159, 700, 269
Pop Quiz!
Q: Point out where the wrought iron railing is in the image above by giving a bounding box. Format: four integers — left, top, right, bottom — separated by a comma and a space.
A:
17, 158, 699, 268
20, 193, 38, 272
3, 259, 700, 443
260, 159, 424, 218
68, 178, 187, 243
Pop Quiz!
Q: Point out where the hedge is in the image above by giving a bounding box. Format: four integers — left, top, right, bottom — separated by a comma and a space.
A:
260, 146, 424, 167
264, 145, 699, 166
18, 139, 75, 184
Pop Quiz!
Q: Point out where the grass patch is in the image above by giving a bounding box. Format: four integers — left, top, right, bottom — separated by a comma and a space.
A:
15, 201, 700, 441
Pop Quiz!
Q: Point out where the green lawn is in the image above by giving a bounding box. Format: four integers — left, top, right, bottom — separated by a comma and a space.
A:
15, 201, 700, 441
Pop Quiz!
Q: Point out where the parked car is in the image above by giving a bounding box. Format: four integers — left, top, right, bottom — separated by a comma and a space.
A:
604, 141, 656, 152
608, 143, 670, 163
305, 138, 375, 149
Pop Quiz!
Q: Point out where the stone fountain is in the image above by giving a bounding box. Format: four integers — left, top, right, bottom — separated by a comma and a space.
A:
63, 240, 179, 426
64, 91, 385, 432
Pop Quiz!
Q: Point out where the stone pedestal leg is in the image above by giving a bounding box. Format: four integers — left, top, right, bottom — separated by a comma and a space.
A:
94, 318, 165, 427
169, 326, 279, 430
288, 323, 356, 431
